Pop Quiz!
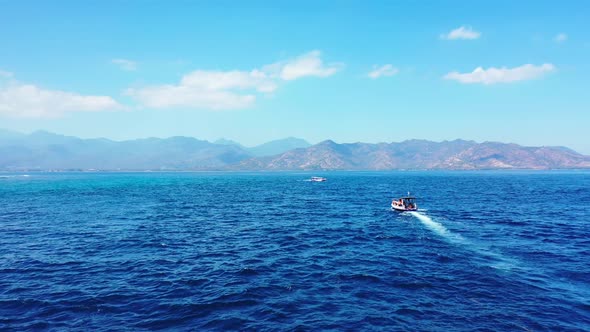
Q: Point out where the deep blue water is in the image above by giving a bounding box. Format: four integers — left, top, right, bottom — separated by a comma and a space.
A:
1, 171, 590, 331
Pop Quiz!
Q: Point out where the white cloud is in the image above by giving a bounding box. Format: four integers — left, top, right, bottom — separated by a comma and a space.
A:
128, 50, 342, 110
0, 82, 122, 118
126, 69, 274, 110
180, 70, 277, 93
271, 50, 343, 81
444, 63, 555, 84
368, 64, 399, 79
111, 58, 137, 71
554, 33, 568, 43
126, 82, 256, 110
440, 26, 481, 40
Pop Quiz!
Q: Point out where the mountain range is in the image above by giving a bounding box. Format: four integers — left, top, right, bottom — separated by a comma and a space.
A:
1, 129, 589, 171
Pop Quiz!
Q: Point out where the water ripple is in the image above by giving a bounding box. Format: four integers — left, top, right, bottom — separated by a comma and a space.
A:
1, 171, 589, 331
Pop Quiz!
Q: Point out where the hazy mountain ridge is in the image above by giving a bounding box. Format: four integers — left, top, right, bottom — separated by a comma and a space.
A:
0, 131, 250, 170
0, 130, 588, 170
0, 130, 310, 170
238, 139, 590, 170
214, 137, 311, 156
247, 137, 311, 156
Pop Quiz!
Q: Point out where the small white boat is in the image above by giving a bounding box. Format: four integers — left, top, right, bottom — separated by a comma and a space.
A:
310, 176, 327, 182
391, 193, 417, 212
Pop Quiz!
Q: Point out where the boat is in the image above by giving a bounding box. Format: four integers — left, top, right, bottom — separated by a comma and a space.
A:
310, 176, 327, 182
391, 193, 418, 211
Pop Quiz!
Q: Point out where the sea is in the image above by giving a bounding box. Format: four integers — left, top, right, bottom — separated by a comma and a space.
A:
1, 171, 589, 331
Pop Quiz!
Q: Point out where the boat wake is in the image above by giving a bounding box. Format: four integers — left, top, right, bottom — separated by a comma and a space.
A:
408, 211, 464, 243
408, 211, 518, 270
407, 212, 590, 304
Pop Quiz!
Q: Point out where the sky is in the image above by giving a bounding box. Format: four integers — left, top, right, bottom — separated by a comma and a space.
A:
1, 1, 589, 153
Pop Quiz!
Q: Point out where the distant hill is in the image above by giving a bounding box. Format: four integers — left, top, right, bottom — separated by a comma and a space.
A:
237, 139, 590, 170
214, 138, 245, 148
214, 137, 311, 157
0, 130, 250, 170
0, 129, 26, 140
247, 137, 311, 157
0, 130, 588, 171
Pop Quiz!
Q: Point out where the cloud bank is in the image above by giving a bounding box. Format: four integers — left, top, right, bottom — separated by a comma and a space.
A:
444, 63, 555, 84
441, 26, 481, 40
127, 50, 342, 110
0, 82, 122, 118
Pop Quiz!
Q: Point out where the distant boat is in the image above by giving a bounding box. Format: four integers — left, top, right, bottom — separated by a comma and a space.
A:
310, 176, 327, 182
391, 193, 417, 211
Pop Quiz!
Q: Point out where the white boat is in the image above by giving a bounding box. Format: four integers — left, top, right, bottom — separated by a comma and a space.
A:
310, 176, 327, 182
391, 193, 417, 211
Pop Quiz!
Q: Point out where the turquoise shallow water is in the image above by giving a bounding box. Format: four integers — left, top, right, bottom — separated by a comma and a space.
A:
1, 171, 589, 331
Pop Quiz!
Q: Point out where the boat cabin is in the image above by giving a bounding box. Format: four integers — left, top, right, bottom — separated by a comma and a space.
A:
391, 195, 418, 211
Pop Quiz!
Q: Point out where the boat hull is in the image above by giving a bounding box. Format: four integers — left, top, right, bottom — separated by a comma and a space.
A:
391, 204, 417, 212
310, 177, 326, 182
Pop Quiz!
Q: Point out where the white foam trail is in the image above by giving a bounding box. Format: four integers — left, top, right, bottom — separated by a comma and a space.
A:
409, 211, 463, 242
408, 211, 518, 270
409, 209, 590, 298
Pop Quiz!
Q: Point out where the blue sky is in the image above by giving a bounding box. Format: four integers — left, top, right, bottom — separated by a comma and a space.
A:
1, 1, 589, 153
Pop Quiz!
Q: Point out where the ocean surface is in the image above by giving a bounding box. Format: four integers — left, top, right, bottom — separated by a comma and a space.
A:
1, 171, 589, 331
